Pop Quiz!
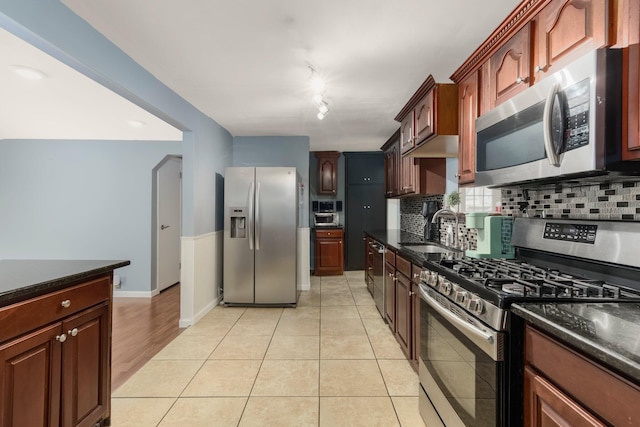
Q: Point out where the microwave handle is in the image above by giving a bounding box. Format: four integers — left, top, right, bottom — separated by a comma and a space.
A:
543, 82, 561, 167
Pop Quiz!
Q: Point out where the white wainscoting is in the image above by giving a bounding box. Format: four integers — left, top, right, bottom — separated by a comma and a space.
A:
297, 227, 311, 291
179, 231, 223, 327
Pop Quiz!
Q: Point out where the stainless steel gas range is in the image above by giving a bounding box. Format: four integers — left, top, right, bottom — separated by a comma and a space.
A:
417, 218, 640, 427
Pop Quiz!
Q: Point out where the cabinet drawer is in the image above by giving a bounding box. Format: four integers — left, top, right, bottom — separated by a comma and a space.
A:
396, 255, 411, 277
316, 229, 343, 239
0, 276, 110, 343
525, 325, 640, 426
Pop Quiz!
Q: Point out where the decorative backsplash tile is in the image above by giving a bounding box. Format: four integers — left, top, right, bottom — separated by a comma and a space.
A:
399, 179, 640, 253
400, 195, 443, 237
501, 179, 640, 221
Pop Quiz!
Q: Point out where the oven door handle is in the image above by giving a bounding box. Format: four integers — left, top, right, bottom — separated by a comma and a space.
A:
420, 286, 503, 361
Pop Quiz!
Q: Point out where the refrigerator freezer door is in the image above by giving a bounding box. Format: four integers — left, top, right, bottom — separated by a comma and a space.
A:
223, 167, 256, 304
254, 167, 297, 304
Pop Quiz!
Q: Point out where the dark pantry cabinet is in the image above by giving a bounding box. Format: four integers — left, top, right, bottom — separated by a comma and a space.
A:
344, 152, 386, 271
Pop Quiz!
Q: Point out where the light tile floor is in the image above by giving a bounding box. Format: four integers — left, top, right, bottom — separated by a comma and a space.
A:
111, 271, 426, 427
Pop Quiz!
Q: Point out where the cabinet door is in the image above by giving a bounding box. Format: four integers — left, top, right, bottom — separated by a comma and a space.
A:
384, 263, 396, 331
315, 235, 344, 276
458, 71, 479, 185
489, 25, 531, 108
414, 90, 434, 144
61, 303, 109, 427
623, 0, 640, 159
0, 323, 62, 427
346, 153, 384, 185
399, 155, 417, 195
410, 279, 421, 365
384, 143, 399, 197
524, 366, 605, 427
395, 272, 411, 357
316, 152, 340, 195
534, 0, 608, 82
400, 112, 415, 154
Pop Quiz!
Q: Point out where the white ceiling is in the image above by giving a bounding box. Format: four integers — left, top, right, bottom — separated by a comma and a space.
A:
0, 28, 182, 142
9, 0, 522, 150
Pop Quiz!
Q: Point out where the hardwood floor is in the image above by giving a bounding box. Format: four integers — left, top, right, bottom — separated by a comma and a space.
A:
111, 284, 182, 391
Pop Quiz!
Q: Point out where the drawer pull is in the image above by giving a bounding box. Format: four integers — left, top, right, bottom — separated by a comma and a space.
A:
413, 273, 420, 279
61, 300, 71, 308
68, 328, 78, 337
56, 334, 67, 343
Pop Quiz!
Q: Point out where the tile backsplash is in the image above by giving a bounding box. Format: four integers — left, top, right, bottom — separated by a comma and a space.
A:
501, 179, 640, 221
398, 179, 640, 252
400, 195, 443, 237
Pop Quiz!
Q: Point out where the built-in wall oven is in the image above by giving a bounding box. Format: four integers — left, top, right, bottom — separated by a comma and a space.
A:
417, 218, 640, 426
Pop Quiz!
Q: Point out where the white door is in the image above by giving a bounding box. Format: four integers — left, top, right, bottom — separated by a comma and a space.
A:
157, 157, 181, 291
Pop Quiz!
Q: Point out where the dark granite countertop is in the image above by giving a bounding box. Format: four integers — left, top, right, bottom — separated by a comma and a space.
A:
0, 259, 130, 308
512, 302, 640, 384
364, 229, 463, 266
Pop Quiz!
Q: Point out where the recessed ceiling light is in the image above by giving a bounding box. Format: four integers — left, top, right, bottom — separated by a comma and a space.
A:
11, 65, 47, 80
127, 120, 146, 128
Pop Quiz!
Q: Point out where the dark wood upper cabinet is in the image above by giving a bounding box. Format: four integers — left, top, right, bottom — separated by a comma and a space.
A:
395, 75, 458, 157
533, 0, 609, 83
314, 151, 340, 195
382, 131, 400, 197
400, 111, 415, 154
458, 70, 479, 185
622, 0, 640, 160
488, 24, 532, 108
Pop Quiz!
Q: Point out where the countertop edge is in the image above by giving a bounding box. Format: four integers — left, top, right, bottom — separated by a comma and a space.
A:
512, 303, 640, 384
0, 260, 131, 308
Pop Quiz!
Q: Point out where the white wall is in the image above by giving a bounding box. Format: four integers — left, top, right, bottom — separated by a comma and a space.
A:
0, 140, 182, 291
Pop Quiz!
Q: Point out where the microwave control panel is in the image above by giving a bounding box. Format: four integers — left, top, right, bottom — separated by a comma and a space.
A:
561, 78, 590, 152
543, 222, 597, 244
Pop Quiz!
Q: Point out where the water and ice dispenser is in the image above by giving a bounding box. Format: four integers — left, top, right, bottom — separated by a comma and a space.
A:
229, 207, 247, 238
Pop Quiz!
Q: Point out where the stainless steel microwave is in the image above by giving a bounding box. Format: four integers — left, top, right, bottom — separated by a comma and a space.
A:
475, 48, 626, 187
314, 212, 339, 227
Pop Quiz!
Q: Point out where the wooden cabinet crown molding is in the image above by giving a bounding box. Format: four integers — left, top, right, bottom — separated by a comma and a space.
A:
450, 0, 548, 83
394, 75, 437, 121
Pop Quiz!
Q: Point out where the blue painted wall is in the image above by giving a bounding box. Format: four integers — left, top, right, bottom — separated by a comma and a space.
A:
233, 136, 310, 228
0, 1, 234, 292
0, 1, 233, 237
0, 140, 182, 290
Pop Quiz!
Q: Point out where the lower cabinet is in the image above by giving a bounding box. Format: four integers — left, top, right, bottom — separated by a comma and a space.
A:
384, 248, 396, 330
314, 229, 344, 276
394, 256, 412, 358
524, 366, 605, 427
0, 276, 112, 427
524, 324, 640, 427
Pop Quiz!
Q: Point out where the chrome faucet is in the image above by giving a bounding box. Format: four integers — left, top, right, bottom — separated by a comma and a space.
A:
431, 208, 463, 250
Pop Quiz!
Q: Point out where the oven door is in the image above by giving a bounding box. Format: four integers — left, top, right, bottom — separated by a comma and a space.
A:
418, 285, 504, 427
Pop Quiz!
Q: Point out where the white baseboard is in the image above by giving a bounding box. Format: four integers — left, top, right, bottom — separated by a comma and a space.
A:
114, 290, 154, 298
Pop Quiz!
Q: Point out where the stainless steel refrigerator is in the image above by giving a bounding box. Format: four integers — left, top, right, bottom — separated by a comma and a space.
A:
223, 167, 299, 305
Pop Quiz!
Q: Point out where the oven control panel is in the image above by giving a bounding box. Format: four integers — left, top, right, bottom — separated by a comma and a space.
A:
543, 222, 597, 244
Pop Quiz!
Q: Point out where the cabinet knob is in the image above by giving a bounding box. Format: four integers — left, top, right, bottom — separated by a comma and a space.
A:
534, 65, 544, 73
56, 334, 67, 343
409, 291, 415, 296
68, 328, 78, 337
516, 76, 527, 84
413, 273, 420, 279
61, 300, 71, 308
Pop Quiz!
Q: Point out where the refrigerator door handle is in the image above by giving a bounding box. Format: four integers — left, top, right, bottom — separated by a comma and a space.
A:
248, 180, 254, 250
255, 181, 261, 250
